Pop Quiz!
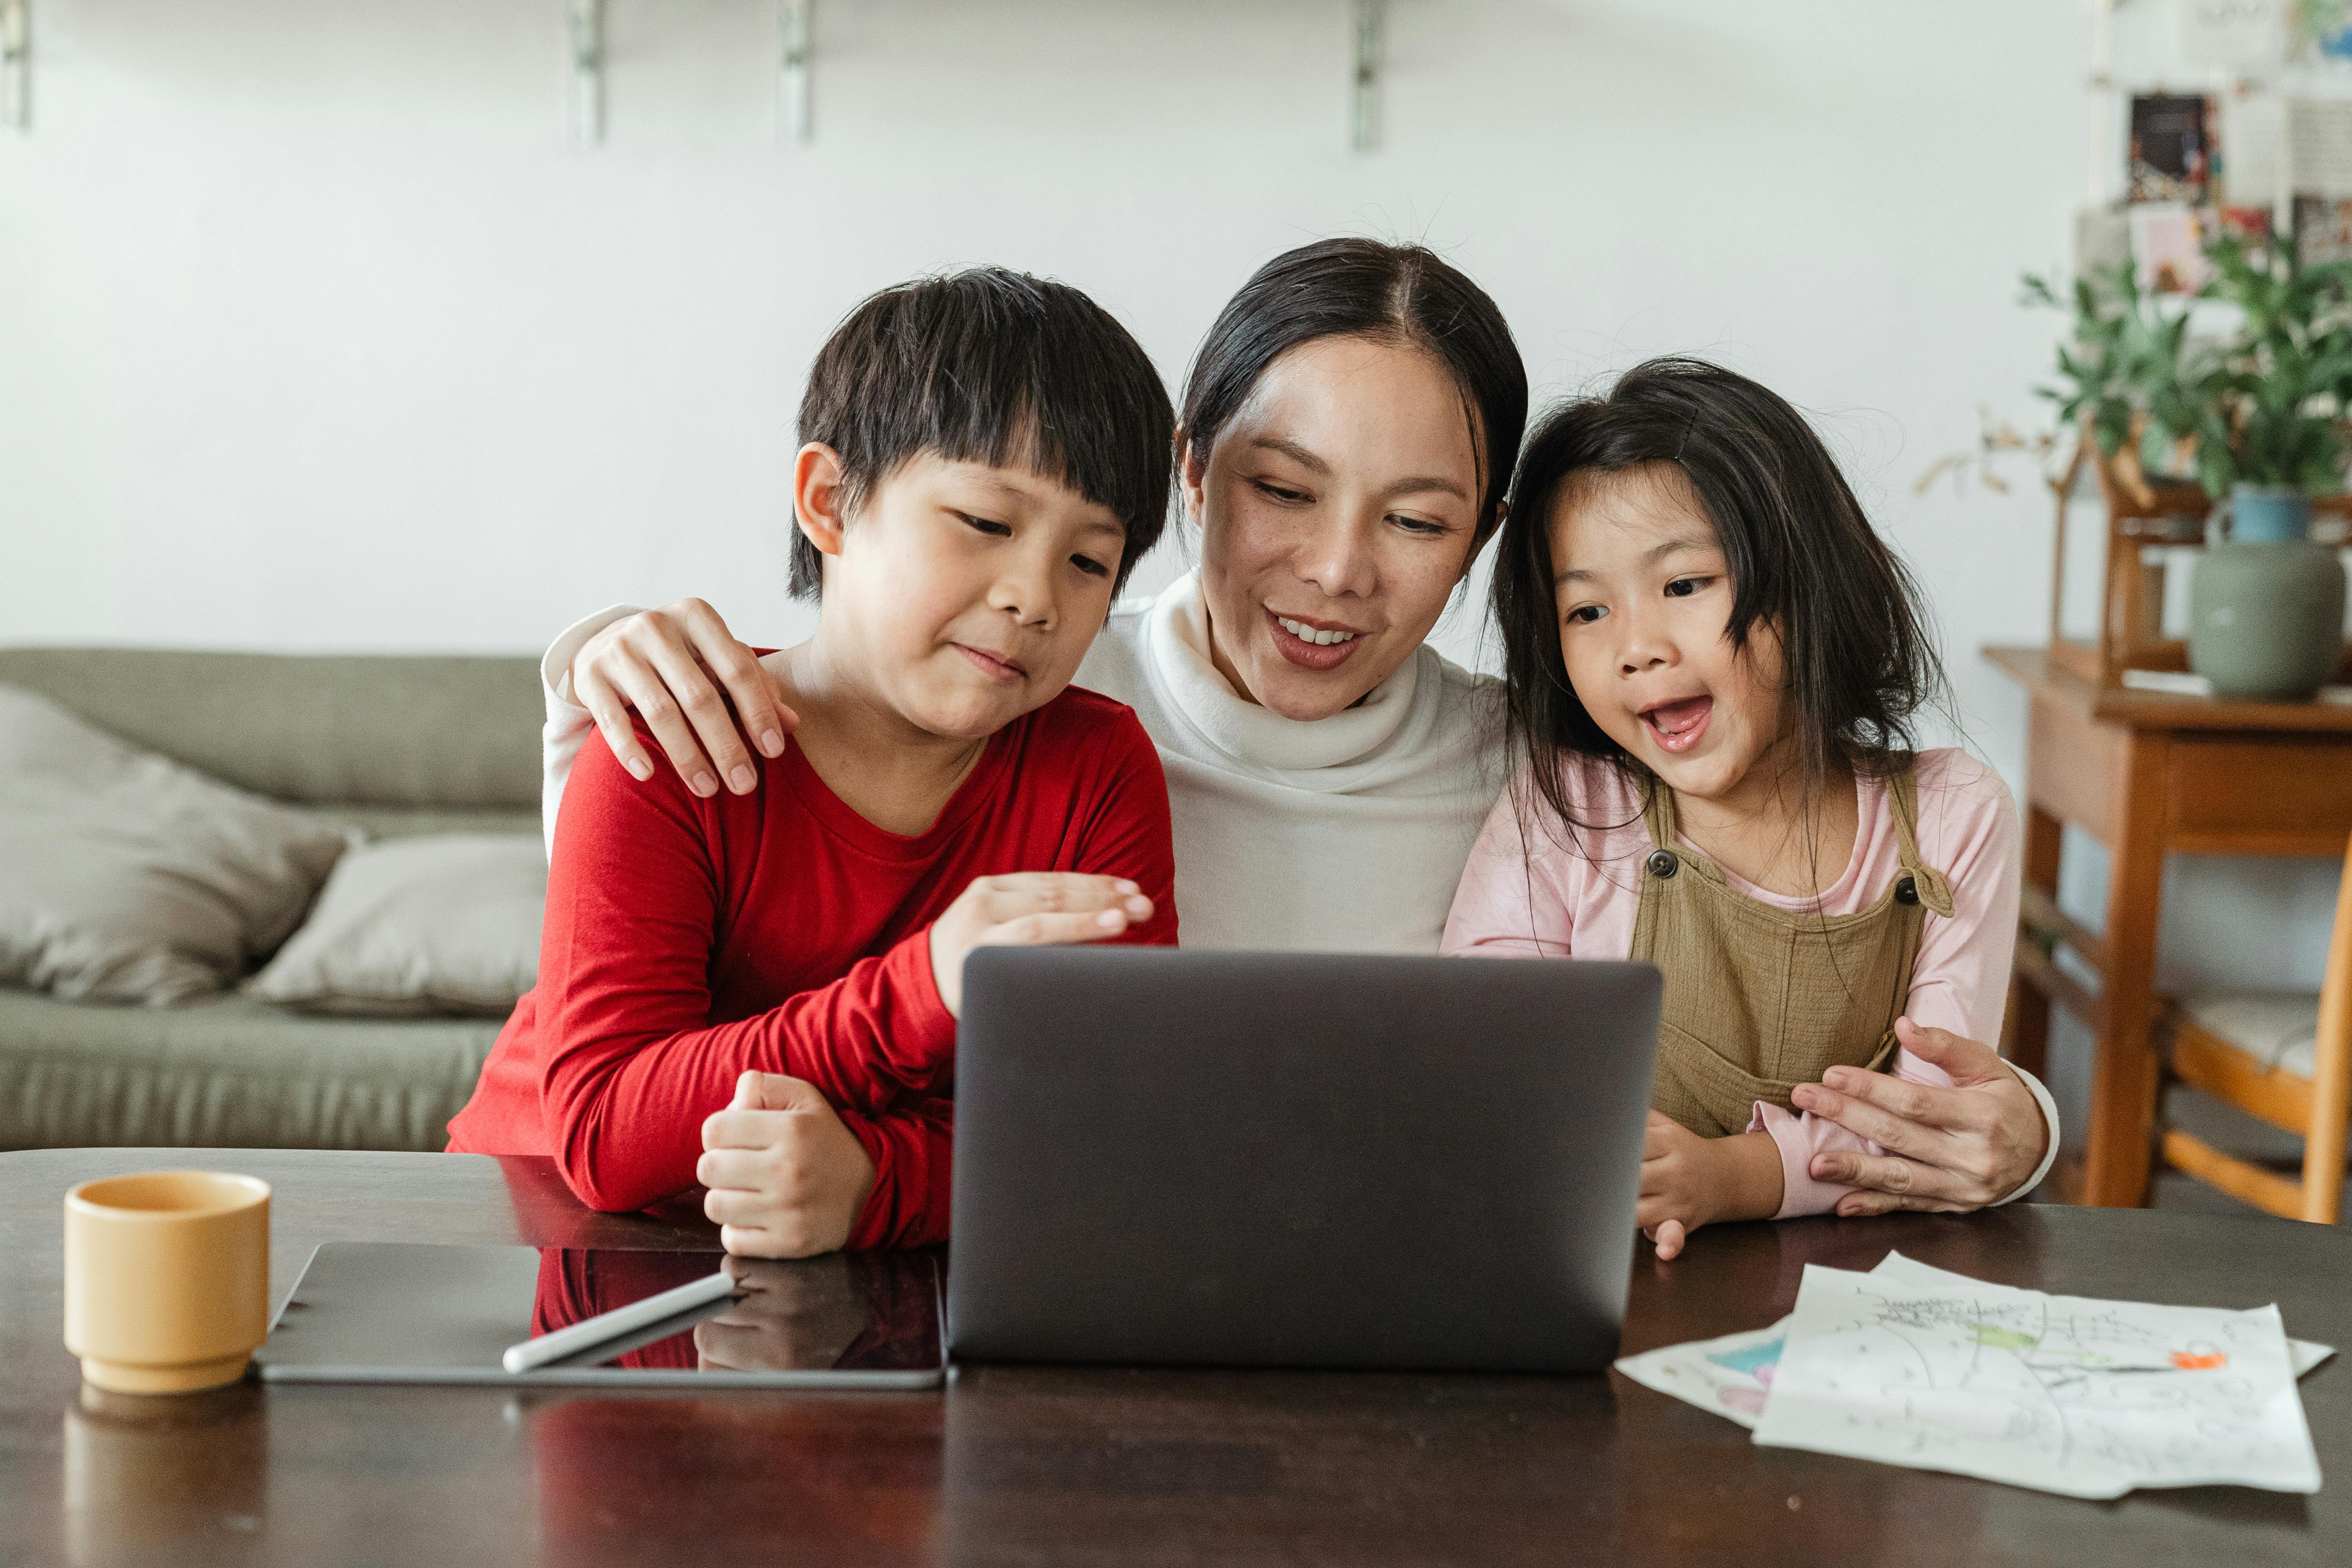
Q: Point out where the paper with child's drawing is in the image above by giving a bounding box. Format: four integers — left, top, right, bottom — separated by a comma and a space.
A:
1612, 1252, 2334, 1441
1871, 1253, 2336, 1379
1613, 1316, 1790, 1429
1752, 1264, 2321, 1498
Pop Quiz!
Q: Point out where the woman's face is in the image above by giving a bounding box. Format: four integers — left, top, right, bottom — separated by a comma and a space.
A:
1185, 336, 1485, 721
1547, 463, 1790, 807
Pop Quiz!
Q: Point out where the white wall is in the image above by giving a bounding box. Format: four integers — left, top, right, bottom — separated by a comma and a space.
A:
2, 0, 2086, 670
0, 1, 2337, 1088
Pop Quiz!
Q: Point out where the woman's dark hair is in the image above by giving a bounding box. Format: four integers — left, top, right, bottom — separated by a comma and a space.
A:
1493, 356, 1946, 839
791, 267, 1174, 599
1180, 238, 1527, 540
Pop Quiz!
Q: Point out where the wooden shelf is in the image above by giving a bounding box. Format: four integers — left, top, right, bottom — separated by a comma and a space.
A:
1986, 646, 2352, 735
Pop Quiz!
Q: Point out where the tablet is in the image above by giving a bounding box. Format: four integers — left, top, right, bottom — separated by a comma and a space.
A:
253, 1242, 943, 1388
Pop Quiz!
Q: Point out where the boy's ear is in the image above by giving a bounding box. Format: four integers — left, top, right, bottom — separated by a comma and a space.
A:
792, 443, 849, 560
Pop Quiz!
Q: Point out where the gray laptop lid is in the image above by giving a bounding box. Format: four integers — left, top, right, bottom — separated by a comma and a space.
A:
947, 948, 1659, 1373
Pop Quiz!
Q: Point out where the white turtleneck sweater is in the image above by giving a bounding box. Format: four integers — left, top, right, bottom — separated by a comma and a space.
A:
537, 571, 1507, 954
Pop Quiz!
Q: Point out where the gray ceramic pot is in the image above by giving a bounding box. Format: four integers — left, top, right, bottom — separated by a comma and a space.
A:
2188, 488, 2347, 700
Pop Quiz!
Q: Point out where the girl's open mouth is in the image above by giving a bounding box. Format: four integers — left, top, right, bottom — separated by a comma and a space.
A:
1641, 695, 1713, 755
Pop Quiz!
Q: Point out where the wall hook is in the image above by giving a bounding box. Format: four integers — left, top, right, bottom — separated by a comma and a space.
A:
569, 0, 604, 149
1351, 0, 1384, 153
780, 0, 813, 145
2, 0, 29, 132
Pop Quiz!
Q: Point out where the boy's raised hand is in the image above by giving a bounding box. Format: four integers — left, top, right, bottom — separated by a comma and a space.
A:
573, 599, 798, 799
698, 1070, 877, 1258
927, 872, 1156, 1016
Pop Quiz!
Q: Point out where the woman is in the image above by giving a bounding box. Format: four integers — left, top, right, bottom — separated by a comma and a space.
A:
540, 238, 2053, 1218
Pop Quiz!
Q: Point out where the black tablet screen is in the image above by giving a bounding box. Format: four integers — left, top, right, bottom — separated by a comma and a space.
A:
255, 1243, 943, 1386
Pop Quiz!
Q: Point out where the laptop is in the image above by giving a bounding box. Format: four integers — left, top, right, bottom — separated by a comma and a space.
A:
948, 947, 1659, 1374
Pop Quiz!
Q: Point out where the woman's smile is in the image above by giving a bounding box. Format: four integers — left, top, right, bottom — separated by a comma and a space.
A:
1267, 607, 1366, 669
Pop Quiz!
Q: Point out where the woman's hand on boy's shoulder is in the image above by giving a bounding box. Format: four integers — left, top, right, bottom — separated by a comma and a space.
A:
1792, 1021, 2049, 1215
698, 1070, 876, 1258
573, 599, 798, 800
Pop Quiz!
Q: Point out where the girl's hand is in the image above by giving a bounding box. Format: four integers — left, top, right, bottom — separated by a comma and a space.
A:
1791, 1019, 2049, 1215
927, 873, 1156, 1017
698, 1071, 877, 1258
1638, 1116, 1785, 1262
572, 599, 797, 798
1638, 1113, 1713, 1261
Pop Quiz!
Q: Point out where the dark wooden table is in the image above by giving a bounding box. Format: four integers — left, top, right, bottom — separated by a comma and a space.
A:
1984, 645, 2352, 1208
3, 1149, 2344, 1567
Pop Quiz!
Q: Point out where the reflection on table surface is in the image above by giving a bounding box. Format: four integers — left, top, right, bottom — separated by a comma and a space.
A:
530, 1248, 940, 1372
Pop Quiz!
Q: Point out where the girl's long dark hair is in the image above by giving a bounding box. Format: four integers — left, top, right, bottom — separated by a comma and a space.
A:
1493, 357, 1947, 847
1181, 238, 1527, 541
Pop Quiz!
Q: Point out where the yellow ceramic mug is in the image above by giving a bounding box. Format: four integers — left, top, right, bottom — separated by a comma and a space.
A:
64, 1172, 271, 1394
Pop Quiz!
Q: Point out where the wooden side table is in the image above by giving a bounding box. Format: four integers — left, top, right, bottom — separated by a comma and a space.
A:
1986, 646, 2352, 1207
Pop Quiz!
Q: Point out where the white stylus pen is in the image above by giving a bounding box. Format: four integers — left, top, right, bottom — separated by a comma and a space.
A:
501, 1267, 738, 1374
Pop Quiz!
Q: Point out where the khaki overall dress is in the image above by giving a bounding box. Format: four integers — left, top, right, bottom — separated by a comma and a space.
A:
1634, 763, 1956, 1138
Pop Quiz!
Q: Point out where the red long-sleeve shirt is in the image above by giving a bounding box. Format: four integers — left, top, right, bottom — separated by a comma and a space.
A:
446, 683, 1176, 1247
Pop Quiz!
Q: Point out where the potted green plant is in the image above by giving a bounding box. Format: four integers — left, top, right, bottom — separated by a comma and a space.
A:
2025, 235, 2349, 699
2168, 233, 2351, 699
2021, 261, 2198, 491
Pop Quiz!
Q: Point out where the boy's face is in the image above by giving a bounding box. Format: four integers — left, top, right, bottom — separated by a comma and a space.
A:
813, 451, 1127, 740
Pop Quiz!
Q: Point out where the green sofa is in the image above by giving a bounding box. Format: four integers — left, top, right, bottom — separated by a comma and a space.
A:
0, 647, 543, 1152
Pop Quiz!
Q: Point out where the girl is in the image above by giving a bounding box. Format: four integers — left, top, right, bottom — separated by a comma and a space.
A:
1444, 358, 2058, 1258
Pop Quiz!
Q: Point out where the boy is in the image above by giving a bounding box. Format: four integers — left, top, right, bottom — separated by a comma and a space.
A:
447, 269, 1179, 1255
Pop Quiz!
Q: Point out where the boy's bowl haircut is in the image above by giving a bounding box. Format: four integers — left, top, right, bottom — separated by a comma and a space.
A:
790, 269, 1176, 601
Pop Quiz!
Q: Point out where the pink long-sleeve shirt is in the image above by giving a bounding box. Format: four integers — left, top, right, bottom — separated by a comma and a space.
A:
1441, 747, 2022, 1218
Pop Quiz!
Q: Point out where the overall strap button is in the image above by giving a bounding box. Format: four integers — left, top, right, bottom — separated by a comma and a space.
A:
1646, 849, 1679, 879
1894, 875, 1919, 906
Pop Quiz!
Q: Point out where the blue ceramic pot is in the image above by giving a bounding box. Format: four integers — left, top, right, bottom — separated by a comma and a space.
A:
2229, 485, 2314, 544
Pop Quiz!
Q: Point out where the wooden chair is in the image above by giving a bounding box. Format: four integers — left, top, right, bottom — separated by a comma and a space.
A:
2157, 830, 2352, 1222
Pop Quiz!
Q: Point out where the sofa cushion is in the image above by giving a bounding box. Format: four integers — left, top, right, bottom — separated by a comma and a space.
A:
323, 806, 541, 842
0, 648, 542, 808
0, 987, 499, 1152
0, 686, 352, 1006
2176, 990, 2323, 1079
246, 835, 546, 1017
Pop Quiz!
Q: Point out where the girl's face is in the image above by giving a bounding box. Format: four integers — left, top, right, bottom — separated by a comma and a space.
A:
1185, 336, 1485, 721
1549, 463, 1789, 804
